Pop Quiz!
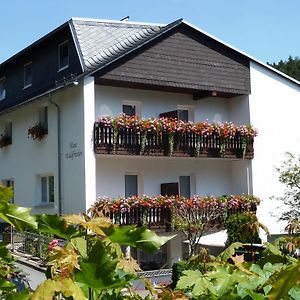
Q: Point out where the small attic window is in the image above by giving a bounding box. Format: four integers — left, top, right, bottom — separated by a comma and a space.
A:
24, 62, 32, 88
58, 41, 69, 71
0, 77, 6, 100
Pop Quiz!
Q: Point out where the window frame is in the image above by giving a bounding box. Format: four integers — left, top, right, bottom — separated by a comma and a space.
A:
58, 41, 69, 72
39, 106, 48, 130
124, 172, 143, 198
23, 62, 32, 89
0, 77, 6, 100
122, 100, 141, 117
179, 175, 191, 198
39, 175, 55, 205
177, 105, 194, 122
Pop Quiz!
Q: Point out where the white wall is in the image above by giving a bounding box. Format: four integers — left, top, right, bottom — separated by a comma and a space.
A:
0, 83, 87, 215
95, 85, 246, 124
0, 95, 59, 214
249, 62, 300, 234
95, 156, 249, 199
59, 83, 86, 214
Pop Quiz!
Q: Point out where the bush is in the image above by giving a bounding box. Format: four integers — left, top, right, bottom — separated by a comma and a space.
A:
225, 213, 261, 246
171, 260, 189, 287
171, 259, 208, 287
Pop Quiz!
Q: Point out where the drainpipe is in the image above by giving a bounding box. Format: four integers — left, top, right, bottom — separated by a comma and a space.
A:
48, 93, 62, 215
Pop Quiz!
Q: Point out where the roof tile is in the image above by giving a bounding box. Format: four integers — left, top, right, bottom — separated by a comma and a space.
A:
71, 19, 164, 71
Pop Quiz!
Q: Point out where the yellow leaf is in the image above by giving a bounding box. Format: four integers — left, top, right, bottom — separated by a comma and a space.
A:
117, 256, 141, 273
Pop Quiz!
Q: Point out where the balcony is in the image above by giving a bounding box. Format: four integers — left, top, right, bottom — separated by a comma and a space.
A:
90, 195, 259, 232
93, 116, 256, 159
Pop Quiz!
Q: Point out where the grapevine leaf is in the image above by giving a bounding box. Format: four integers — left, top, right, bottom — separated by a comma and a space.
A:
32, 278, 86, 300
216, 242, 243, 261
5, 290, 32, 300
75, 240, 130, 290
104, 225, 175, 252
0, 195, 37, 231
176, 269, 202, 290
289, 285, 300, 300
70, 237, 87, 258
0, 278, 16, 290
36, 214, 81, 239
117, 256, 141, 273
268, 264, 300, 300
0, 186, 14, 203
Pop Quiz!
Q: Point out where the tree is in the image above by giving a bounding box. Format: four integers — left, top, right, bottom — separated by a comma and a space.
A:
274, 152, 300, 221
171, 200, 224, 258
268, 56, 300, 81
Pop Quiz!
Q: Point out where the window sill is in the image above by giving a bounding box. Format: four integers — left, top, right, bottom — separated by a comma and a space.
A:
58, 65, 69, 72
34, 203, 55, 208
23, 84, 32, 90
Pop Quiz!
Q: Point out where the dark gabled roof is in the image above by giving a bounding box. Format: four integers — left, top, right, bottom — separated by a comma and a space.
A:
69, 18, 300, 87
69, 18, 183, 72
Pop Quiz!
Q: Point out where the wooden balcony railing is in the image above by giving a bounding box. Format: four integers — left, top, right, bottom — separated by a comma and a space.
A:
103, 204, 258, 232
94, 123, 254, 159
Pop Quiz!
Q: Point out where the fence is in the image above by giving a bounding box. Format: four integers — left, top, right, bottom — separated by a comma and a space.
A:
6, 229, 65, 261
94, 123, 254, 159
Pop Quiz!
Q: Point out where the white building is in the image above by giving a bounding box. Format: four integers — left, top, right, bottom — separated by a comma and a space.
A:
0, 18, 299, 267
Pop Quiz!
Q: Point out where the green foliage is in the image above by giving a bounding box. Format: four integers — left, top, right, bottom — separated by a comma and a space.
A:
171, 261, 189, 288
0, 186, 173, 299
225, 213, 261, 245
175, 238, 300, 299
268, 56, 300, 81
104, 226, 175, 252
0, 186, 37, 231
273, 152, 300, 221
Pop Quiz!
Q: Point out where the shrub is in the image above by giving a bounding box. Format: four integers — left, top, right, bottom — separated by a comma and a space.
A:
225, 212, 261, 246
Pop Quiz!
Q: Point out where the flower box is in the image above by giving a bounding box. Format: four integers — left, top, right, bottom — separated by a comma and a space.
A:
94, 114, 257, 159
28, 123, 48, 141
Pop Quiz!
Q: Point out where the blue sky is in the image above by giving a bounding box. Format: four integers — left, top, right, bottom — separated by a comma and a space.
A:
1, 0, 299, 64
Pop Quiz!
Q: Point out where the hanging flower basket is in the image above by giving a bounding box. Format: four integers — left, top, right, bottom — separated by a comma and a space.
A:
0, 133, 12, 148
28, 123, 48, 141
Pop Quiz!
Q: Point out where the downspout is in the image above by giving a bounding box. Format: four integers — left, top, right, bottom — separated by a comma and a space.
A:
48, 93, 62, 215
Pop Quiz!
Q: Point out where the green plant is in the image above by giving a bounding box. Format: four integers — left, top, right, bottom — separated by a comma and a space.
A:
174, 240, 300, 299
0, 186, 174, 299
171, 248, 214, 288
273, 152, 300, 221
225, 212, 262, 246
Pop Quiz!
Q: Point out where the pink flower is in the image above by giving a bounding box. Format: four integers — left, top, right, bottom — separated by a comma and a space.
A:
48, 239, 59, 251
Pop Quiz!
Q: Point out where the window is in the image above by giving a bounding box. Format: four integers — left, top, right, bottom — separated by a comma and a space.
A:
58, 41, 69, 71
125, 174, 138, 198
1, 179, 14, 203
41, 176, 54, 203
123, 104, 136, 117
179, 176, 191, 198
161, 182, 179, 196
24, 62, 32, 88
4, 121, 12, 138
178, 109, 189, 122
39, 106, 48, 130
159, 109, 191, 121
178, 105, 194, 122
0, 77, 6, 100
3, 121, 12, 145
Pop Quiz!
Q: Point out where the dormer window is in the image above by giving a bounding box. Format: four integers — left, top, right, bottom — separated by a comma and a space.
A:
24, 62, 32, 88
58, 41, 69, 71
0, 77, 6, 100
